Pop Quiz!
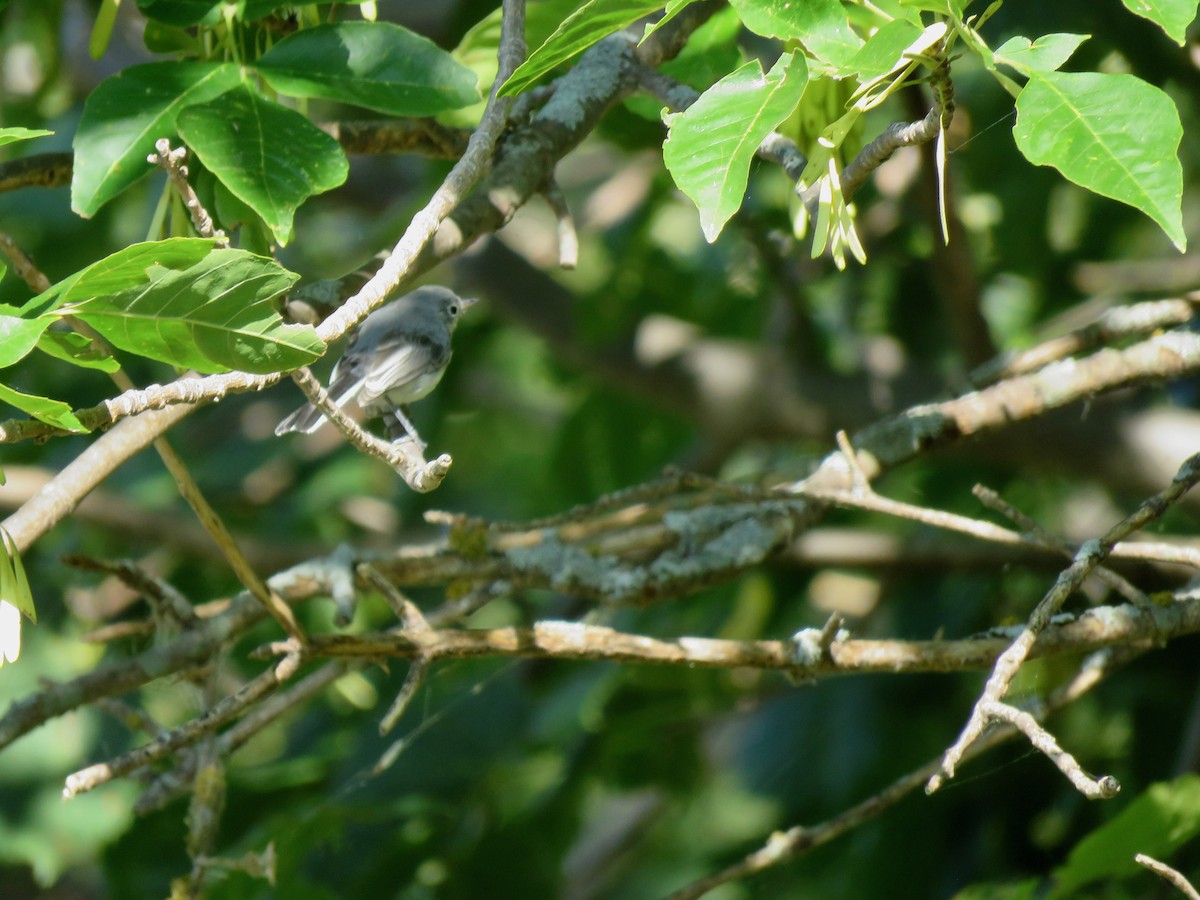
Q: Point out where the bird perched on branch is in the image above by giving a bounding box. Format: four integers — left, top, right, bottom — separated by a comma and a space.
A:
275, 285, 476, 449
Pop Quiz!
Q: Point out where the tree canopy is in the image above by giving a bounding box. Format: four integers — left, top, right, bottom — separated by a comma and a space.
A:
2, 0, 1200, 897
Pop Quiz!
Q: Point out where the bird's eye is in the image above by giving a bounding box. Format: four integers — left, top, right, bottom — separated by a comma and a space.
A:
450, 304, 459, 315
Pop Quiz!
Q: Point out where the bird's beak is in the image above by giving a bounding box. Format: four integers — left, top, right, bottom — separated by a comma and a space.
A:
461, 296, 480, 311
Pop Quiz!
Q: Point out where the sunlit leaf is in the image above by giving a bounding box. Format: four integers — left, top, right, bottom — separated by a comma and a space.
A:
663, 52, 809, 241
63, 249, 323, 374
0, 381, 87, 432
0, 126, 53, 148
22, 238, 217, 318
994, 33, 1090, 73
1013, 71, 1186, 251
729, 0, 863, 70
0, 528, 34, 624
500, 0, 664, 96
0, 316, 52, 368
1119, 0, 1197, 44
72, 62, 241, 216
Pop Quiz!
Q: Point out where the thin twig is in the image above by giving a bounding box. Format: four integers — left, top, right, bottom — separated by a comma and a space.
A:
66, 315, 305, 643
665, 646, 1140, 899
379, 658, 431, 735
63, 645, 303, 799
973, 484, 1150, 606
246, 599, 1200, 675
0, 230, 51, 291
312, 0, 526, 342
1137, 854, 1200, 900
543, 180, 578, 269
147, 138, 227, 245
62, 554, 197, 628
928, 453, 1200, 796
134, 662, 349, 815
970, 298, 1198, 388
289, 366, 451, 493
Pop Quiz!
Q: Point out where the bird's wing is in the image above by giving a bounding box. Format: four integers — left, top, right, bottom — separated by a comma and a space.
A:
359, 332, 450, 405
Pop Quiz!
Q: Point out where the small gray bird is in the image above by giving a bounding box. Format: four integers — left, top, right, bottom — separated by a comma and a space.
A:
275, 285, 476, 447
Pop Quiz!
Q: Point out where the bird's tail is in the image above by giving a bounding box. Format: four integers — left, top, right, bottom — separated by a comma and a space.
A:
274, 402, 329, 436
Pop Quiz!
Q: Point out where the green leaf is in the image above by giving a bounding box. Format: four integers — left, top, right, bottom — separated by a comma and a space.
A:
142, 21, 202, 55
641, 0, 697, 41
22, 237, 217, 318
729, 0, 863, 70
1048, 775, 1200, 897
90, 0, 120, 59
849, 19, 923, 83
35, 331, 121, 373
0, 316, 52, 368
1119, 0, 1197, 44
176, 86, 349, 246
994, 33, 1090, 73
1013, 71, 1186, 251
257, 22, 480, 116
626, 7, 744, 121
0, 528, 34, 623
499, 0, 665, 97
0, 127, 53, 148
953, 880, 1040, 899
452, 0, 584, 124
64, 249, 323, 374
72, 62, 241, 217
663, 52, 809, 242
0, 381, 87, 432
900, 0, 966, 14
135, 0, 222, 27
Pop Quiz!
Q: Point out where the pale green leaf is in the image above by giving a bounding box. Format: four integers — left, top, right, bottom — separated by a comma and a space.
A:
849, 19, 923, 83
0, 316, 52, 368
0, 127, 53, 148
664, 52, 809, 241
994, 33, 1090, 73
1119, 0, 1197, 44
500, 0, 665, 97
730, 0, 863, 69
452, 0, 583, 125
0, 529, 34, 624
71, 62, 242, 216
35, 331, 121, 373
64, 249, 323, 374
641, 0, 696, 41
21, 238, 217, 318
1014, 71, 1186, 251
0, 381, 88, 432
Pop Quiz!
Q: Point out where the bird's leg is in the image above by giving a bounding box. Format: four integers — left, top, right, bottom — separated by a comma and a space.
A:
383, 407, 426, 452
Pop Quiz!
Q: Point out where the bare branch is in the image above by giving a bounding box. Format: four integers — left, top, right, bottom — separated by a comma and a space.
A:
0, 229, 51, 291
63, 645, 303, 799
147, 138, 227, 245
289, 366, 452, 493
928, 453, 1200, 796
970, 298, 1197, 388
1137, 854, 1200, 900
246, 598, 1200, 677
665, 646, 1139, 899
